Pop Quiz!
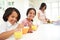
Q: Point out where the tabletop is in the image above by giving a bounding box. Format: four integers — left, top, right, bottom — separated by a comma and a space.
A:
20, 24, 60, 40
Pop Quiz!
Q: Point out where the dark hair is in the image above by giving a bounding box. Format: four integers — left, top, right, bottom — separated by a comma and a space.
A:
26, 8, 36, 22
3, 7, 21, 22
39, 3, 47, 10
26, 8, 36, 16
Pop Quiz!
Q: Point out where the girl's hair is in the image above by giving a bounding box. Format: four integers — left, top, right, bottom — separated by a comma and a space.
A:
26, 8, 36, 16
39, 3, 47, 10
3, 7, 21, 22
26, 8, 36, 22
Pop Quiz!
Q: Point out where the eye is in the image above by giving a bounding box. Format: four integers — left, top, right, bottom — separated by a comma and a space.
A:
11, 16, 17, 19
32, 13, 35, 15
11, 16, 15, 18
30, 13, 32, 14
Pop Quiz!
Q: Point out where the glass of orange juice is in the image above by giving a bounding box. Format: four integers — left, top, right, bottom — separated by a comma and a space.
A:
22, 27, 29, 34
31, 25, 37, 31
14, 29, 22, 40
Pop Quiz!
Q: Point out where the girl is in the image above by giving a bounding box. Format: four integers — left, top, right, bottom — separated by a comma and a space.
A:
38, 3, 50, 23
21, 8, 36, 33
0, 7, 22, 40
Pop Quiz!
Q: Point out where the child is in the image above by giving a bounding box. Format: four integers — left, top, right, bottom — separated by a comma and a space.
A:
0, 7, 21, 40
38, 3, 51, 23
21, 8, 36, 33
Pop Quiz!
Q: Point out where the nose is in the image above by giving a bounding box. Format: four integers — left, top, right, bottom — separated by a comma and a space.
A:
32, 13, 35, 17
13, 18, 17, 21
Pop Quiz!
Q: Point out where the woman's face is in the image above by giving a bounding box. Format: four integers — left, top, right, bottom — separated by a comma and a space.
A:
27, 10, 35, 20
42, 6, 46, 11
8, 11, 18, 25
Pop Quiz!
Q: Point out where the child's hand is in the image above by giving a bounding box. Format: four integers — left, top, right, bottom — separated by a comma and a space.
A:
17, 24, 24, 29
15, 24, 24, 31
28, 28, 33, 33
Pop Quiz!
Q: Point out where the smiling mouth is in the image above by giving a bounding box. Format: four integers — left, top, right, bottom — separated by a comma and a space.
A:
30, 16, 34, 18
11, 20, 16, 23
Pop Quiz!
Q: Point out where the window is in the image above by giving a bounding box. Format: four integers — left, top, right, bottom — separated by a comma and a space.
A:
45, 1, 60, 21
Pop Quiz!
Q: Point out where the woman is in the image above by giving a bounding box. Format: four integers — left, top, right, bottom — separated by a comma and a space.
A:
38, 3, 50, 23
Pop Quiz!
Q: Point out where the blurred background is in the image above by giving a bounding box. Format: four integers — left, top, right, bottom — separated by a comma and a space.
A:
0, 0, 60, 23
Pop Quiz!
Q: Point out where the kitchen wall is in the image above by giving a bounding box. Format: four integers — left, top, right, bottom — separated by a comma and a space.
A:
0, 0, 60, 24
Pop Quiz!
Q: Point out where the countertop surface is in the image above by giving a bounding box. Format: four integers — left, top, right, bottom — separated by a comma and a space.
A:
20, 24, 60, 40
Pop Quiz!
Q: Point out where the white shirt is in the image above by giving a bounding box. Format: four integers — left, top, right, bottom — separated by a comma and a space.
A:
0, 21, 19, 40
38, 10, 47, 23
38, 10, 46, 20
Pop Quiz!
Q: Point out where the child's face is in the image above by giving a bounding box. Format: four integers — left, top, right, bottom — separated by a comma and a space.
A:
8, 11, 18, 25
28, 10, 35, 20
